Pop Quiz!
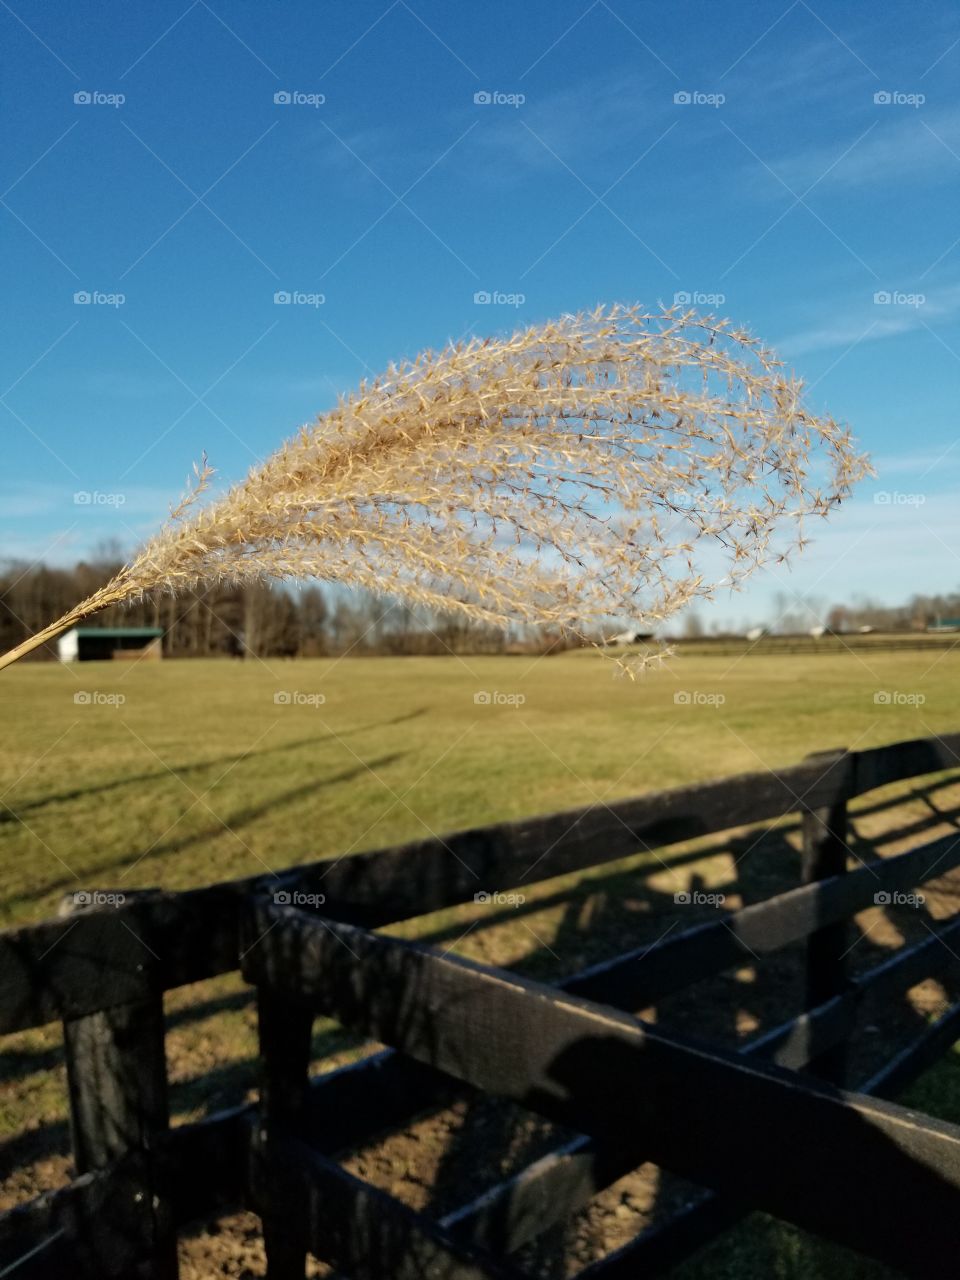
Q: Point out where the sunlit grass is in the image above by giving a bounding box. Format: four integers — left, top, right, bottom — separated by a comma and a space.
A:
1, 648, 956, 925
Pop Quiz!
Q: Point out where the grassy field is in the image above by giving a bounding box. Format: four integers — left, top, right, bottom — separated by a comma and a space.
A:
2, 648, 960, 1277
1, 647, 957, 925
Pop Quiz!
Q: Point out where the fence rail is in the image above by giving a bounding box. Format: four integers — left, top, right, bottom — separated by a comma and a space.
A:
3, 731, 960, 1278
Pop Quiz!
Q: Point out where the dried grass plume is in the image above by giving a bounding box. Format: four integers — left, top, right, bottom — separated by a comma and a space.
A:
0, 305, 869, 673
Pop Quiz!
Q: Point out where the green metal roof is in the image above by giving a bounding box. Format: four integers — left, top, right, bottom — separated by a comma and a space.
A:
71, 628, 163, 638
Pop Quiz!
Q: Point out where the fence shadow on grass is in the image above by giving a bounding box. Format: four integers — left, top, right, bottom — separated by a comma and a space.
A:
0, 707, 427, 826
9, 751, 409, 910
4, 771, 960, 1276
404, 780, 960, 1278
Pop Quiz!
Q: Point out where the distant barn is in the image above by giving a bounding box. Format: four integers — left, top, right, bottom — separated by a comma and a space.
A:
605, 628, 655, 645
57, 626, 163, 662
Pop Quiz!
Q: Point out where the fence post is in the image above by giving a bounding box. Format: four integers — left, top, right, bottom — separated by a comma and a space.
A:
800, 750, 853, 1084
254, 961, 315, 1279
60, 890, 178, 1278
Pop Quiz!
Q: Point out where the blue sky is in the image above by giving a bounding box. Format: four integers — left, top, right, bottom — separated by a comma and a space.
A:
2, 0, 959, 630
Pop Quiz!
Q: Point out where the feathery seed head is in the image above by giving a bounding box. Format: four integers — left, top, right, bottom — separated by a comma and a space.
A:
0, 306, 870, 674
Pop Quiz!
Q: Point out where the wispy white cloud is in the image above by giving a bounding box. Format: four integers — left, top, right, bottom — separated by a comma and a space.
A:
302, 120, 442, 189
462, 70, 684, 185
724, 34, 873, 108
870, 447, 960, 477
0, 481, 179, 522
779, 280, 960, 356
0, 480, 77, 519
770, 107, 960, 194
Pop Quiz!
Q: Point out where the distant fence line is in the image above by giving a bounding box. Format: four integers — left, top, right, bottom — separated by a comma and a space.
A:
668, 634, 960, 656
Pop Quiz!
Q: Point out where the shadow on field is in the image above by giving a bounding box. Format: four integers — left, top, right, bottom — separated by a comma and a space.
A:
11, 750, 408, 907
0, 708, 427, 826
5, 774, 960, 1279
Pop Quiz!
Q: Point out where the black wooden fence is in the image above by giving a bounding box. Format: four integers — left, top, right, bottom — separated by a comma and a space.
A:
3, 733, 960, 1278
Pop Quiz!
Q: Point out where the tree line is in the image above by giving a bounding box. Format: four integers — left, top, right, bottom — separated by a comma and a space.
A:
10, 551, 944, 661
0, 551, 573, 660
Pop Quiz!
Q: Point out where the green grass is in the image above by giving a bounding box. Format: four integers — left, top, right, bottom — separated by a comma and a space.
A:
1, 648, 956, 926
